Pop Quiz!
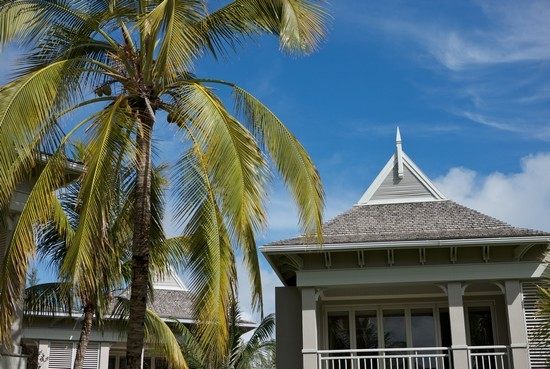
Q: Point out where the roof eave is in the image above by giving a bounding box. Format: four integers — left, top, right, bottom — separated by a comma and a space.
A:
261, 235, 550, 254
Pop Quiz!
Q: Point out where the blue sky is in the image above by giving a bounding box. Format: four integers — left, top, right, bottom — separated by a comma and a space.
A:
4, 1, 550, 319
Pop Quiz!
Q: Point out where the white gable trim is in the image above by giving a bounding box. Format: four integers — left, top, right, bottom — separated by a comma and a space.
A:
152, 267, 188, 291
356, 151, 446, 205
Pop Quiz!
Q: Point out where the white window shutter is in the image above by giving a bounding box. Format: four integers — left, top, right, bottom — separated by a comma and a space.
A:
522, 282, 550, 369
48, 341, 73, 369
82, 342, 100, 369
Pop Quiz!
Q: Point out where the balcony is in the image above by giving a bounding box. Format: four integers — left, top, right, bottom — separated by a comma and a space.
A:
316, 346, 512, 369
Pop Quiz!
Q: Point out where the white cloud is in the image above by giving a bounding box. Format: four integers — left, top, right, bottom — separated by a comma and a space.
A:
347, 1, 550, 139
434, 153, 550, 231
364, 1, 550, 71
457, 111, 550, 141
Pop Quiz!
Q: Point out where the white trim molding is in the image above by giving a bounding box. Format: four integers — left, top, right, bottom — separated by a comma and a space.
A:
262, 235, 550, 254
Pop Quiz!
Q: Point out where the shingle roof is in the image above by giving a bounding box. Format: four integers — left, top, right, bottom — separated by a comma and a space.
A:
268, 200, 550, 246
148, 289, 194, 320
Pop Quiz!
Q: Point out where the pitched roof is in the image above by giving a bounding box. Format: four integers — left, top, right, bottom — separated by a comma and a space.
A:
267, 128, 549, 247
268, 200, 549, 246
148, 289, 194, 320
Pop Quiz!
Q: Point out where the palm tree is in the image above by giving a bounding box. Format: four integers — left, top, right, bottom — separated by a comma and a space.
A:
25, 283, 188, 369
24, 160, 186, 369
0, 2, 327, 368
179, 300, 275, 369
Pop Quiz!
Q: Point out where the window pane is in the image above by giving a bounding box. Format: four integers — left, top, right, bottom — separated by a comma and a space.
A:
327, 311, 350, 349
383, 310, 406, 348
411, 309, 436, 347
468, 307, 494, 346
439, 309, 452, 347
356, 310, 378, 349
108, 357, 117, 369
119, 358, 127, 369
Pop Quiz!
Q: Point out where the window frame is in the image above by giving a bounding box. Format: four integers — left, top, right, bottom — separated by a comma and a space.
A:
322, 300, 498, 350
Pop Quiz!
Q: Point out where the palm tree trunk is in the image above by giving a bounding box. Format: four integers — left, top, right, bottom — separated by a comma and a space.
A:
73, 303, 95, 369
126, 107, 154, 369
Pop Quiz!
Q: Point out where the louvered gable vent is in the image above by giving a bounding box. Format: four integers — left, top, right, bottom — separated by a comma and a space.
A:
357, 128, 446, 205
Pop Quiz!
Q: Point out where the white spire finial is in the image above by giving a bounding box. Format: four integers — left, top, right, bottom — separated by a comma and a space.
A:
396, 127, 404, 179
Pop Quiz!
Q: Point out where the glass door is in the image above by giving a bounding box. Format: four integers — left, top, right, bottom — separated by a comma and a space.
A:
327, 311, 352, 369
467, 306, 495, 346
467, 306, 495, 369
356, 310, 379, 369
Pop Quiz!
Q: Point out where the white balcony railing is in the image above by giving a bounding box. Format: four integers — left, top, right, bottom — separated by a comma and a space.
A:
316, 346, 512, 369
467, 346, 511, 369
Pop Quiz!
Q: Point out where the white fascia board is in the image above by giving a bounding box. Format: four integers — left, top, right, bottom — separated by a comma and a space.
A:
296, 262, 548, 287
261, 236, 550, 254
362, 197, 447, 205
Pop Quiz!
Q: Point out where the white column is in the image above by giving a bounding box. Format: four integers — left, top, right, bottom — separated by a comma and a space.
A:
447, 282, 469, 368
505, 280, 530, 368
37, 341, 50, 369
302, 288, 318, 369
99, 343, 111, 369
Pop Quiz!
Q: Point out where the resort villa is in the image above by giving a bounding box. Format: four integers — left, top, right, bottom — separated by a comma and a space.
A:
1, 130, 549, 369
263, 129, 550, 369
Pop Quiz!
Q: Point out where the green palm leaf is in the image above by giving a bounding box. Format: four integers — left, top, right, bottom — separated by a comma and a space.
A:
61, 97, 134, 297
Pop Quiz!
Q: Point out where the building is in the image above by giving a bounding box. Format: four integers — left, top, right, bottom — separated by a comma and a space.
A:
263, 129, 550, 369
20, 270, 199, 369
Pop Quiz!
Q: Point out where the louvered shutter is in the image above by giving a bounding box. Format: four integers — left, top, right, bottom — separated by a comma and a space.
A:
48, 341, 73, 369
82, 342, 100, 369
522, 282, 550, 369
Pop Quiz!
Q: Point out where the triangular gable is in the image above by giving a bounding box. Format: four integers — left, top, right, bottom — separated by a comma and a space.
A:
152, 267, 188, 291
357, 152, 446, 205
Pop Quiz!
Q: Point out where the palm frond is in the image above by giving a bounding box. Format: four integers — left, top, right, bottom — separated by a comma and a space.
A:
173, 146, 237, 362
167, 83, 269, 312
233, 85, 324, 242
0, 59, 80, 210
24, 282, 76, 317
141, 0, 204, 82
60, 97, 133, 300
201, 0, 329, 56
0, 149, 71, 345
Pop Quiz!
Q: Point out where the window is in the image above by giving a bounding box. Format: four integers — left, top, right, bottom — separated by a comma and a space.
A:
355, 310, 378, 349
108, 357, 117, 369
325, 305, 466, 350
382, 310, 407, 348
327, 311, 351, 350
467, 306, 494, 346
411, 309, 436, 347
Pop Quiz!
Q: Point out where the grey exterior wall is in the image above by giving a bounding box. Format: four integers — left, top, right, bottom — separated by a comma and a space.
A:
276, 287, 302, 369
